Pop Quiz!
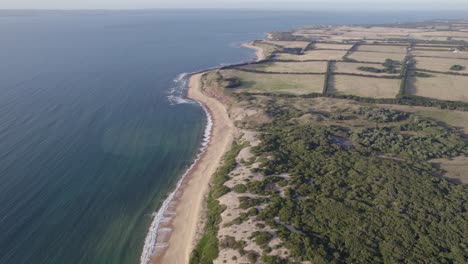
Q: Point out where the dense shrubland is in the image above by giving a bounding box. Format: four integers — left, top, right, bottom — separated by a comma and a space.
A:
242, 105, 467, 263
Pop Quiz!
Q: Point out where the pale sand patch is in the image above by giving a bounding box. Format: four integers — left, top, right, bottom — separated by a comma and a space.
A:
216, 146, 290, 262
408, 74, 468, 103
314, 43, 353, 50
334, 62, 400, 76
357, 44, 407, 54
154, 73, 235, 264
242, 61, 327, 73
348, 51, 405, 63
331, 75, 400, 98
415, 57, 468, 73
265, 40, 310, 49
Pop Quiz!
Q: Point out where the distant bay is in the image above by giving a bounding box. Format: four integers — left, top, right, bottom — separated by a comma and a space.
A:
0, 9, 467, 264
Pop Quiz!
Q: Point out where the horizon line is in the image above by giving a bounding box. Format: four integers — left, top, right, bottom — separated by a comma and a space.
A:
1, 7, 468, 12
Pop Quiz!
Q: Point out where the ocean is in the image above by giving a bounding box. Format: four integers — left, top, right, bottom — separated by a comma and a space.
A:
0, 9, 467, 264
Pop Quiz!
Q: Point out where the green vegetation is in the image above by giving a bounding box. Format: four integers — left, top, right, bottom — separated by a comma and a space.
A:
383, 58, 401, 72
281, 47, 303, 54
355, 107, 409, 122
224, 77, 241, 88
411, 71, 433, 77
235, 90, 468, 111
219, 236, 246, 253
232, 184, 247, 193
323, 61, 333, 95
190, 142, 245, 264
247, 251, 259, 263
239, 196, 266, 209
352, 127, 465, 160
357, 59, 402, 75
450, 64, 466, 71
357, 66, 387, 73
260, 255, 289, 264
247, 105, 468, 263
250, 231, 273, 248
270, 31, 310, 41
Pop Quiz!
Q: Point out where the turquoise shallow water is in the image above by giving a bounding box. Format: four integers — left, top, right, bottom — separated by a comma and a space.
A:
0, 9, 467, 264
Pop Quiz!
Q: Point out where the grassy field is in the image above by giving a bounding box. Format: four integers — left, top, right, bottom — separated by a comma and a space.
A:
221, 69, 324, 95
411, 31, 468, 38
408, 73, 468, 102
241, 61, 327, 73
348, 51, 405, 63
314, 43, 353, 50
431, 156, 468, 184
333, 61, 400, 76
412, 49, 468, 59
357, 44, 407, 53
275, 49, 347, 61
413, 46, 453, 51
265, 41, 310, 49
415, 57, 468, 73
330, 75, 400, 98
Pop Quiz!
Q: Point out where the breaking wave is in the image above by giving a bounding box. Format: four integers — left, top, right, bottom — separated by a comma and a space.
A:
140, 92, 212, 264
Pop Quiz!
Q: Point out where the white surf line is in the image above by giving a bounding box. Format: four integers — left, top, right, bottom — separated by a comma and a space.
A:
140, 97, 213, 264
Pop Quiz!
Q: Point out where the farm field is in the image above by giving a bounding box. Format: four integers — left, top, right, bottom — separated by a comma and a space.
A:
314, 43, 353, 50
408, 73, 468, 102
275, 49, 347, 61
414, 57, 468, 73
220, 69, 324, 95
265, 40, 310, 49
333, 61, 400, 76
330, 75, 400, 98
357, 44, 407, 53
240, 61, 327, 73
413, 46, 454, 51
348, 50, 405, 63
412, 49, 468, 59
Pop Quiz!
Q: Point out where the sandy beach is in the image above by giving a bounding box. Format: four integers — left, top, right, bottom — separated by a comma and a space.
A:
153, 73, 235, 264
241, 42, 266, 61
150, 43, 264, 264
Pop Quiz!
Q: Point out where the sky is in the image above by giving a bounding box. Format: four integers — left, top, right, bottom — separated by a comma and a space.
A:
1, 0, 468, 10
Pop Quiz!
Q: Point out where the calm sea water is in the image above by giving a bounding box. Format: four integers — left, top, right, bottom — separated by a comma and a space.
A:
0, 9, 467, 264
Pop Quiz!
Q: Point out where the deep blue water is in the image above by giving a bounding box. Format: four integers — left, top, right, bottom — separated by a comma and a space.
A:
0, 9, 467, 264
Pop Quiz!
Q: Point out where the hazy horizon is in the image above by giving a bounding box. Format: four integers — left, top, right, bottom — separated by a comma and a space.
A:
1, 0, 468, 11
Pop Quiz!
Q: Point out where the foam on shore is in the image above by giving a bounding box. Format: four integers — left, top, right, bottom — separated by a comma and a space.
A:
141, 41, 264, 263
140, 81, 213, 264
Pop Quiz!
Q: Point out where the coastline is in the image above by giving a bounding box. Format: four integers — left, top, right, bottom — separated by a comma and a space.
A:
144, 42, 264, 264
241, 42, 266, 61
151, 72, 235, 264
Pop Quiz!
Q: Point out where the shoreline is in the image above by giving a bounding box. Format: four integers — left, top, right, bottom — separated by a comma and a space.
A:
154, 73, 235, 264
143, 42, 264, 264
241, 42, 266, 61
139, 95, 213, 264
